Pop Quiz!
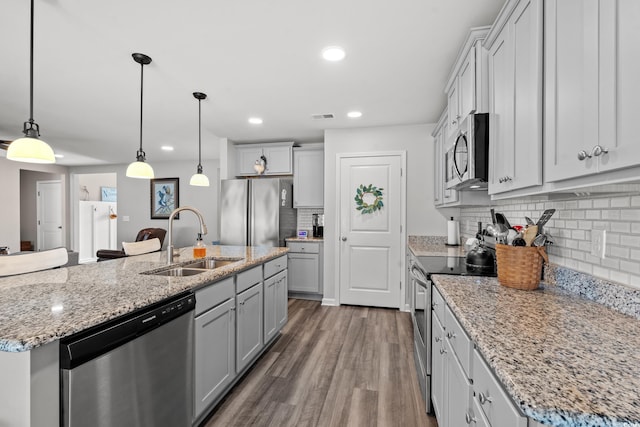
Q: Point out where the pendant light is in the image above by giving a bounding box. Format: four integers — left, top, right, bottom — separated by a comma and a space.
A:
189, 92, 210, 187
7, 0, 56, 164
126, 53, 154, 179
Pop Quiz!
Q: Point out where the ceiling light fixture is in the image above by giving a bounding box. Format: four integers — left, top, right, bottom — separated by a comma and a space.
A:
7, 0, 55, 164
248, 117, 263, 125
347, 111, 362, 118
322, 46, 346, 62
161, 146, 174, 151
54, 154, 64, 158
126, 53, 154, 179
190, 92, 210, 187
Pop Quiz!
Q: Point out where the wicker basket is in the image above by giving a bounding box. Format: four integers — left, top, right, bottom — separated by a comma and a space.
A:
495, 244, 548, 290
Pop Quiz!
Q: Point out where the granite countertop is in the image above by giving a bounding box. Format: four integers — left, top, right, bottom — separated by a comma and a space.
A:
285, 237, 324, 242
432, 275, 640, 427
408, 235, 466, 257
0, 245, 288, 353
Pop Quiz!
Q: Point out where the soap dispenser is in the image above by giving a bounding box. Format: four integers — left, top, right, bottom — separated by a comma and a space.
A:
193, 233, 206, 259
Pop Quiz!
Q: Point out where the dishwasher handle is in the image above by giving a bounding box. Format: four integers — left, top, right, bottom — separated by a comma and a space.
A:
60, 292, 195, 369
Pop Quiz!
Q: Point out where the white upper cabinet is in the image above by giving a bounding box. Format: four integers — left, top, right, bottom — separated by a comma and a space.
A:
236, 142, 293, 176
486, 0, 543, 195
545, 0, 640, 182
293, 146, 324, 208
445, 27, 490, 139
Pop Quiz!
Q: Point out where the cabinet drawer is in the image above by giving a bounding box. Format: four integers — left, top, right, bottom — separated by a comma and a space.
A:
432, 286, 446, 325
445, 305, 473, 379
195, 277, 234, 316
236, 265, 262, 293
287, 241, 319, 254
473, 349, 527, 427
264, 255, 287, 278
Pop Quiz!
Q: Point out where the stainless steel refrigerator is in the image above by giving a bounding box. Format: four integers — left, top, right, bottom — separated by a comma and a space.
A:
220, 178, 296, 247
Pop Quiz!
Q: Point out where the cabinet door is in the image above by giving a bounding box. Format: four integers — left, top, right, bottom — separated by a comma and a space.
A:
431, 312, 446, 424
447, 84, 460, 138
489, 0, 542, 194
237, 146, 264, 176
293, 149, 324, 208
433, 132, 443, 206
236, 283, 263, 373
598, 0, 640, 173
264, 145, 293, 175
276, 270, 288, 330
544, 0, 600, 182
263, 275, 277, 344
194, 297, 236, 419
458, 47, 477, 117
287, 253, 320, 293
445, 338, 472, 427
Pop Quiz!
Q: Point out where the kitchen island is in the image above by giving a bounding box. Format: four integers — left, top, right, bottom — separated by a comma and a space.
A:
0, 245, 287, 427
433, 275, 640, 427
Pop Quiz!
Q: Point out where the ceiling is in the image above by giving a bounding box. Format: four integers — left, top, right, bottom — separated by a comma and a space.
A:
0, 0, 505, 166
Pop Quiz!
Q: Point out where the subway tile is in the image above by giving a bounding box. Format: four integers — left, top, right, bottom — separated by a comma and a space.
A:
578, 220, 593, 230
578, 241, 591, 252
609, 246, 630, 259
629, 275, 640, 289
571, 230, 586, 240
578, 200, 593, 209
611, 197, 631, 208
607, 233, 621, 245
564, 259, 578, 269
610, 222, 631, 233
593, 198, 610, 208
565, 220, 578, 229
601, 210, 621, 220
632, 196, 640, 207
620, 260, 640, 275
585, 210, 601, 220
592, 265, 610, 280
572, 250, 586, 261
577, 262, 593, 274
601, 257, 620, 270
621, 234, 640, 247
585, 254, 601, 265
621, 209, 640, 221
572, 210, 586, 220
610, 270, 630, 286
566, 200, 579, 209
592, 221, 610, 230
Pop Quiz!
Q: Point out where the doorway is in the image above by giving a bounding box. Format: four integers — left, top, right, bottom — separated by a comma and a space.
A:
337, 152, 406, 308
36, 180, 64, 250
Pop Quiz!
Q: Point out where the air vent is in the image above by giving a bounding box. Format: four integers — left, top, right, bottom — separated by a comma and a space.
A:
311, 113, 334, 120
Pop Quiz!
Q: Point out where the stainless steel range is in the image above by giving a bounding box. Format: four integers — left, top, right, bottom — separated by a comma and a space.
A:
409, 251, 496, 414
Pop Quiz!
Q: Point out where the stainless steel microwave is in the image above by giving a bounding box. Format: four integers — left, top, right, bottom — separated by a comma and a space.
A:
445, 113, 489, 190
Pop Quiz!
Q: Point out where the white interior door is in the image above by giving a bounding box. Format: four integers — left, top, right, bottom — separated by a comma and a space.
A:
339, 153, 404, 308
36, 180, 63, 251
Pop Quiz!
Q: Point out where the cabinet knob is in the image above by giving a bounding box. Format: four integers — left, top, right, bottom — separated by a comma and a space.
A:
440, 348, 447, 355
451, 120, 457, 125
479, 392, 493, 405
446, 331, 456, 339
577, 150, 591, 161
435, 336, 441, 343
240, 301, 245, 306
231, 306, 236, 311
432, 301, 438, 307
592, 145, 609, 157
465, 412, 477, 424
342, 237, 347, 242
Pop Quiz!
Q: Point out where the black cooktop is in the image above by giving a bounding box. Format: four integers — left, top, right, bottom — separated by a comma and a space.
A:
416, 255, 496, 277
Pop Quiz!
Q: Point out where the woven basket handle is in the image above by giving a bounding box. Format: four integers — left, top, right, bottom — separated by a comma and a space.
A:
536, 246, 549, 264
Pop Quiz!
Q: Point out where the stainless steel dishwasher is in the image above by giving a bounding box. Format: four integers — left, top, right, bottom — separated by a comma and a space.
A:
60, 292, 195, 427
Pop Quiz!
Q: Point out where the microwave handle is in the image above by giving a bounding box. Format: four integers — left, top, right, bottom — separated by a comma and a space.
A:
453, 131, 466, 181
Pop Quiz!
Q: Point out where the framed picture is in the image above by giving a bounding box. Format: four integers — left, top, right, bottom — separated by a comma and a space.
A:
100, 187, 117, 202
150, 178, 179, 219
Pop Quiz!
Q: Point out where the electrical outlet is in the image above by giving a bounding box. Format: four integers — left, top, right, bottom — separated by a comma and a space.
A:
122, 216, 130, 222
591, 229, 606, 259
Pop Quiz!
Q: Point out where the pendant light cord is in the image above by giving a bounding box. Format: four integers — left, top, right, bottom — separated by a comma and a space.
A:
198, 98, 202, 168
139, 60, 144, 154
29, 0, 34, 123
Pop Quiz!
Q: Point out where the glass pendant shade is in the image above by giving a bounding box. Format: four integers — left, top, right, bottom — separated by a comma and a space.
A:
7, 136, 55, 164
189, 173, 210, 186
126, 159, 154, 178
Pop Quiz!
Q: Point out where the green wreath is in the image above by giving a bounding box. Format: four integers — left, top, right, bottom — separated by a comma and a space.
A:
355, 184, 384, 214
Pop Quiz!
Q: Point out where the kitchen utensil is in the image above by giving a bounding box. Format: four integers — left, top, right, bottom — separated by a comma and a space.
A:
485, 224, 498, 238
506, 228, 518, 245
533, 234, 547, 247
524, 216, 535, 226
536, 246, 549, 264
523, 225, 538, 246
495, 223, 509, 244
535, 209, 556, 228
495, 212, 511, 229
490, 208, 497, 226
512, 237, 526, 246
465, 245, 495, 271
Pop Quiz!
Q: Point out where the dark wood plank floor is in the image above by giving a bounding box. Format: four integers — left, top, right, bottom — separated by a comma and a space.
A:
204, 299, 438, 427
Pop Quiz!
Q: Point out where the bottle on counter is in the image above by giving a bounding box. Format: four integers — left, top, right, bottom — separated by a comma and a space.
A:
193, 233, 206, 259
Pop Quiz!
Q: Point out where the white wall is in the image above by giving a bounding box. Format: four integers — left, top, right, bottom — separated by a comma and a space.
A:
323, 124, 458, 302
20, 170, 64, 250
70, 159, 220, 249
78, 173, 117, 201
0, 155, 70, 252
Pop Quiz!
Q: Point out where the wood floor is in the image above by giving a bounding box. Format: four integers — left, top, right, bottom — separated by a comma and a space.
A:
204, 299, 438, 427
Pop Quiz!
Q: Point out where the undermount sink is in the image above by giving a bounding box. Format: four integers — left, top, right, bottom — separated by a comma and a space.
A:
182, 258, 242, 270
150, 267, 207, 277
144, 257, 244, 277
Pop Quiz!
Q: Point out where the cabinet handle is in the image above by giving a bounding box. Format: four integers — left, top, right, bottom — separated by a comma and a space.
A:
465, 412, 477, 424
432, 301, 438, 307
342, 237, 347, 242
230, 306, 236, 311
446, 331, 456, 339
478, 392, 493, 405
435, 336, 441, 343
440, 348, 447, 355
240, 301, 245, 306
592, 145, 609, 157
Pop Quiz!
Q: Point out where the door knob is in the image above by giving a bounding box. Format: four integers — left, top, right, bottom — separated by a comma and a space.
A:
342, 237, 347, 242
58, 226, 63, 229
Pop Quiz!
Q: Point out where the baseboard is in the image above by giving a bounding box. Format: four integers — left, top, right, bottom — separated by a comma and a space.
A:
321, 298, 338, 306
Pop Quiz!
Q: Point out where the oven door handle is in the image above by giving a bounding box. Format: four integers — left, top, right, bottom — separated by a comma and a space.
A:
410, 266, 429, 289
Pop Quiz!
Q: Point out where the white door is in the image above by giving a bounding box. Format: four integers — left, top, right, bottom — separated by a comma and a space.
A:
37, 180, 63, 251
339, 153, 404, 308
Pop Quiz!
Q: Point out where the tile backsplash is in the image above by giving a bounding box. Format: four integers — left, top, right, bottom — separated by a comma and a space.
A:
296, 208, 324, 235
459, 194, 640, 289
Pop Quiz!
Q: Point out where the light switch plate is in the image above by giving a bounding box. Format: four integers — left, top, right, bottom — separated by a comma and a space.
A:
591, 229, 606, 258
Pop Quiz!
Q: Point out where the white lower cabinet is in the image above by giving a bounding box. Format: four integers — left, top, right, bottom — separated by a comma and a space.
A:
236, 282, 263, 373
264, 269, 288, 344
287, 241, 323, 295
432, 285, 527, 427
194, 297, 236, 420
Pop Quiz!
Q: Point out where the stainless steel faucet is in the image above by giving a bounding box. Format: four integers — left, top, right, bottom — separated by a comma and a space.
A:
167, 206, 208, 264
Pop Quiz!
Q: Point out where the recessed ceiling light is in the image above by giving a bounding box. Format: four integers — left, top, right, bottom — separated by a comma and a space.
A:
248, 117, 263, 125
161, 146, 174, 151
347, 111, 362, 118
322, 46, 346, 62
54, 154, 64, 158
469, 185, 481, 189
